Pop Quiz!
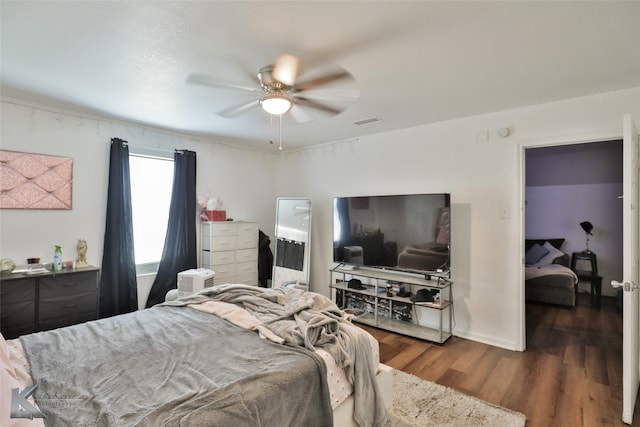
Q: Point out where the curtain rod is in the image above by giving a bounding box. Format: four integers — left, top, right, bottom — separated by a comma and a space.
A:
111, 137, 190, 157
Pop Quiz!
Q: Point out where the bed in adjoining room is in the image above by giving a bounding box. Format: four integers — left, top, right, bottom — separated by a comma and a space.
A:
524, 238, 578, 307
1, 284, 391, 427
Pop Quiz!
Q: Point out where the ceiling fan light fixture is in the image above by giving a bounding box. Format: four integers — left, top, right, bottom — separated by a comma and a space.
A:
260, 95, 292, 115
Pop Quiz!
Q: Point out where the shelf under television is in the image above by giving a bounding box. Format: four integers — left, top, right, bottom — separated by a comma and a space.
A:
349, 313, 452, 343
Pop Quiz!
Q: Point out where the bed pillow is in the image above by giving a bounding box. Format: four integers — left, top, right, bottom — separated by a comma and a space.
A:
525, 243, 549, 266
532, 241, 566, 267
525, 238, 565, 252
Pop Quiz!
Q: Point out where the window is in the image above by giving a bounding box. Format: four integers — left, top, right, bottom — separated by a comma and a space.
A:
129, 154, 174, 273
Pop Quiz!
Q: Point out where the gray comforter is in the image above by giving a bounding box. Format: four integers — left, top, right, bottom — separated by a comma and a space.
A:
20, 304, 333, 426
164, 284, 388, 427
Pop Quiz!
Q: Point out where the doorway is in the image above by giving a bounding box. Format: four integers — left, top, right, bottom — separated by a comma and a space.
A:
523, 140, 623, 346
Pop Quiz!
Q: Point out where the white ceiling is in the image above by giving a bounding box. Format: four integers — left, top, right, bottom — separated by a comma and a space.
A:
2, 1, 640, 151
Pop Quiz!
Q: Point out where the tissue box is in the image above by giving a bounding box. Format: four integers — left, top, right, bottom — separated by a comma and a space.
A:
204, 210, 226, 221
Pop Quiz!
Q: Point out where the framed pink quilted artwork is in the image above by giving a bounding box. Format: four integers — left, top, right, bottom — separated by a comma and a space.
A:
0, 150, 73, 209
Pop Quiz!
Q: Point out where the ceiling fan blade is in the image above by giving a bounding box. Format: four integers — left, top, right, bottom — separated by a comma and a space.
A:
294, 97, 345, 115
186, 73, 260, 93
288, 104, 314, 123
297, 88, 362, 103
217, 99, 260, 118
293, 69, 353, 92
272, 54, 300, 87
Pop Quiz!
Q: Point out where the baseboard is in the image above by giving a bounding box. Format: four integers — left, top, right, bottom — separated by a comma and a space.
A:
453, 330, 520, 352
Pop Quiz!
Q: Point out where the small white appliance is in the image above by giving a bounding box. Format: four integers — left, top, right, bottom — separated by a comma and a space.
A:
177, 268, 215, 297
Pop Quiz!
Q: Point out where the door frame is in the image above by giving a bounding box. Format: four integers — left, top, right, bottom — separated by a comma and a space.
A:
516, 128, 623, 351
620, 114, 639, 424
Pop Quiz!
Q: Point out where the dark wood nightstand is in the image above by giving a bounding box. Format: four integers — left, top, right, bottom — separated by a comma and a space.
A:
571, 251, 603, 308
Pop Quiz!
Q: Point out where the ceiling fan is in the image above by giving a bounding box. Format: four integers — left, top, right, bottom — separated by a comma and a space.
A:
186, 54, 361, 124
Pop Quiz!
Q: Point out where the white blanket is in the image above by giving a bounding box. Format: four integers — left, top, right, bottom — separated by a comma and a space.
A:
525, 264, 578, 283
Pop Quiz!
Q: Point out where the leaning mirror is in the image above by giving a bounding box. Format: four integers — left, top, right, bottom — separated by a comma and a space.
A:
272, 198, 312, 290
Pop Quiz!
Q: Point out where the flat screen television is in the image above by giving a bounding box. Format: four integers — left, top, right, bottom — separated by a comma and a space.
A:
332, 193, 450, 274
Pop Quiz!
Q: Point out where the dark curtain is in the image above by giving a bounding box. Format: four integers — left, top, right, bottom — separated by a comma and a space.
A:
258, 230, 273, 287
100, 138, 138, 318
145, 150, 197, 308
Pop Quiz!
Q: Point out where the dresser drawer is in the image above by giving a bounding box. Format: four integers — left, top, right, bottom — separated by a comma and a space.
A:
214, 271, 236, 285
206, 250, 236, 266
236, 233, 257, 249
236, 222, 258, 235
0, 300, 36, 328
234, 276, 257, 286
39, 292, 97, 322
236, 257, 257, 285
202, 234, 237, 252
1, 278, 36, 304
236, 261, 258, 276
202, 221, 237, 237
1, 323, 36, 340
39, 272, 97, 298
211, 263, 235, 277
236, 248, 258, 263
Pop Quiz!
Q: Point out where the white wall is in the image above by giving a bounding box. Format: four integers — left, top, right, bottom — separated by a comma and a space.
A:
275, 86, 640, 351
0, 99, 278, 306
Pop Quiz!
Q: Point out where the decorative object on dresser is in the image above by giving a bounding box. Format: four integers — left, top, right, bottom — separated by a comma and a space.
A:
76, 238, 88, 268
200, 221, 259, 285
198, 195, 226, 221
0, 266, 99, 339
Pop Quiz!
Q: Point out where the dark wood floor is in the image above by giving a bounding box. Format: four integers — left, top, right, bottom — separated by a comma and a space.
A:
359, 293, 640, 427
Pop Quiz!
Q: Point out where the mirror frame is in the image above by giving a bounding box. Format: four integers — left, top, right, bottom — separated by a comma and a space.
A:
272, 197, 312, 289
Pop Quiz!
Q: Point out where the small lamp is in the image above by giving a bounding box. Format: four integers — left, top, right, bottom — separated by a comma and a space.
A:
580, 221, 593, 253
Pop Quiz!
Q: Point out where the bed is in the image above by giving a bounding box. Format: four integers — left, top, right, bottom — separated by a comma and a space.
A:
1, 284, 391, 427
524, 238, 578, 307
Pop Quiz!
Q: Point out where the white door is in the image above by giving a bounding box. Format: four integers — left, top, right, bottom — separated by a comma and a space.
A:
615, 114, 640, 424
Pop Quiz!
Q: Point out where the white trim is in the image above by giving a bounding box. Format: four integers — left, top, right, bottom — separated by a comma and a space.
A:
453, 330, 520, 352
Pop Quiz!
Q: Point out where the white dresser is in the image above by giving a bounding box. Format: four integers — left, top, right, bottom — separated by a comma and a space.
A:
200, 221, 259, 286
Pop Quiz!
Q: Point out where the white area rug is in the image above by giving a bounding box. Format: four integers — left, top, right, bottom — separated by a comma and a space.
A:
385, 370, 527, 427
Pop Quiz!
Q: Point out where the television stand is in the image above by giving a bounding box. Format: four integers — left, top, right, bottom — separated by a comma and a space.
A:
329, 266, 453, 344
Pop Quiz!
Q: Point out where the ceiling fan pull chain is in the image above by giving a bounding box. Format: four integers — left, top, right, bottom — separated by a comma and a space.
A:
279, 114, 283, 151
269, 114, 274, 145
